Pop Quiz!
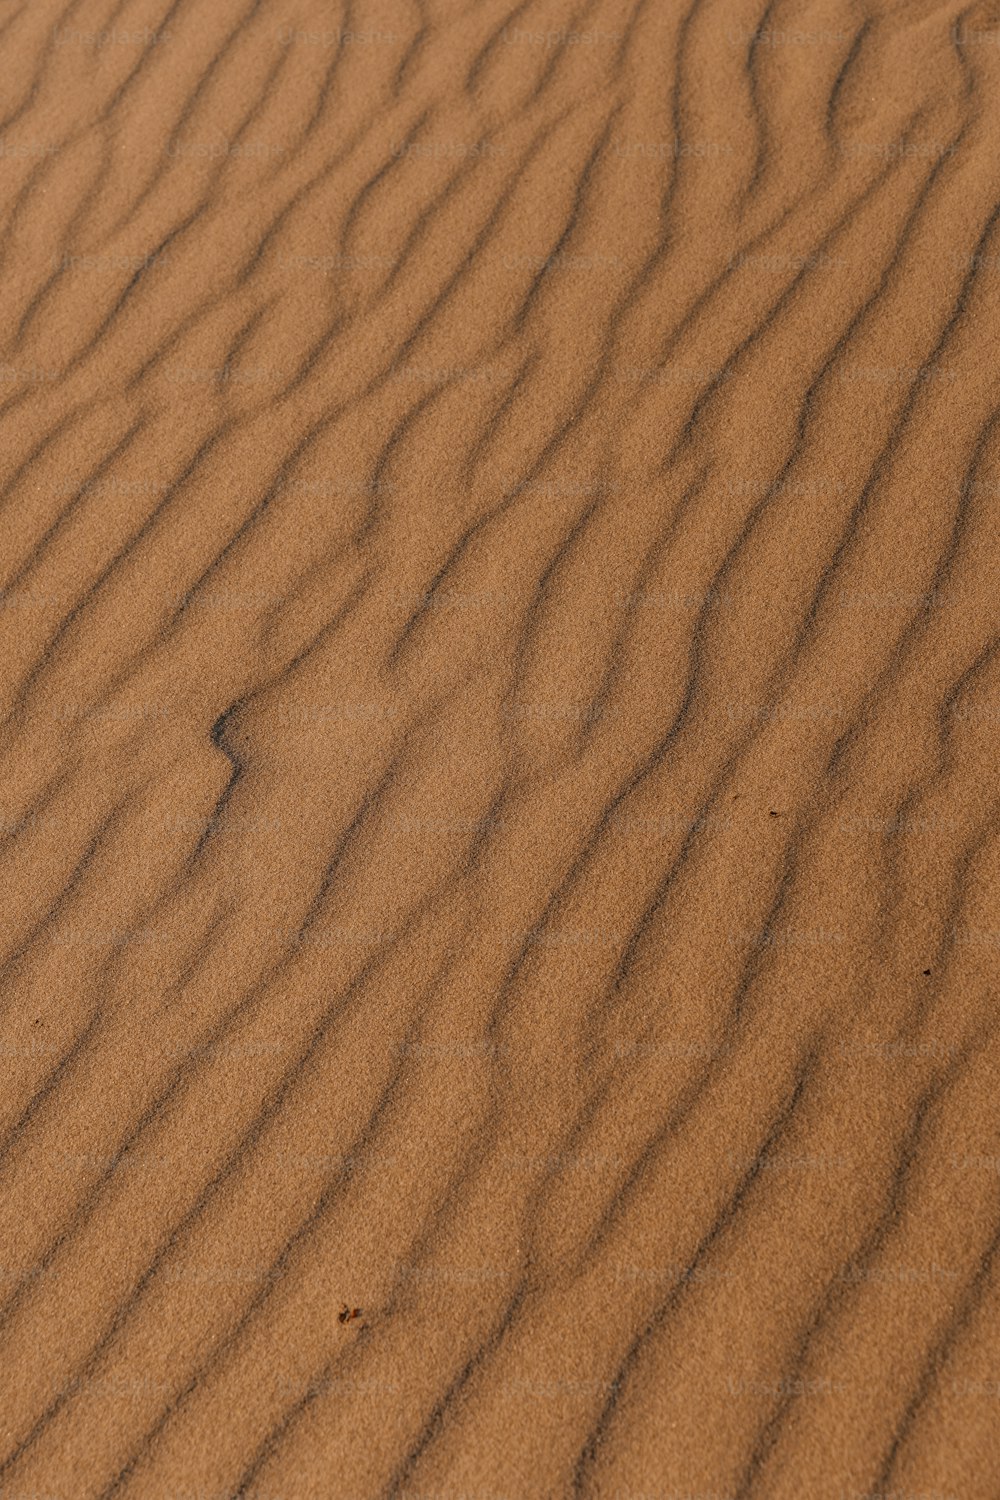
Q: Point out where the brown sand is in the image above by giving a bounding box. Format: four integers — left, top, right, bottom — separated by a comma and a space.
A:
1, 0, 999, 1495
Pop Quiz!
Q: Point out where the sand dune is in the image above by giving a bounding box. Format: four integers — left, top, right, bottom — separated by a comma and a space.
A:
1, 0, 999, 1496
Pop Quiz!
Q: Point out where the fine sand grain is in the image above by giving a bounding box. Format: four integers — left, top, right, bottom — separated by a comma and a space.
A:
1, 0, 999, 1496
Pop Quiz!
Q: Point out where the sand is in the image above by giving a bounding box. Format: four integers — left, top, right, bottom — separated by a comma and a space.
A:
1, 0, 999, 1496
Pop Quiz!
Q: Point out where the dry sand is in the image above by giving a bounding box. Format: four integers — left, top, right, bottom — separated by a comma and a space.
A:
1, 0, 999, 1496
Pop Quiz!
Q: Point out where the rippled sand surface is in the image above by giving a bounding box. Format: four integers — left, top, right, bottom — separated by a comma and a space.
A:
2, 1, 999, 1496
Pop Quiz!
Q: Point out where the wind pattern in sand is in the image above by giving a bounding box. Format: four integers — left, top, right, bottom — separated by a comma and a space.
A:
1, 0, 1000, 1496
